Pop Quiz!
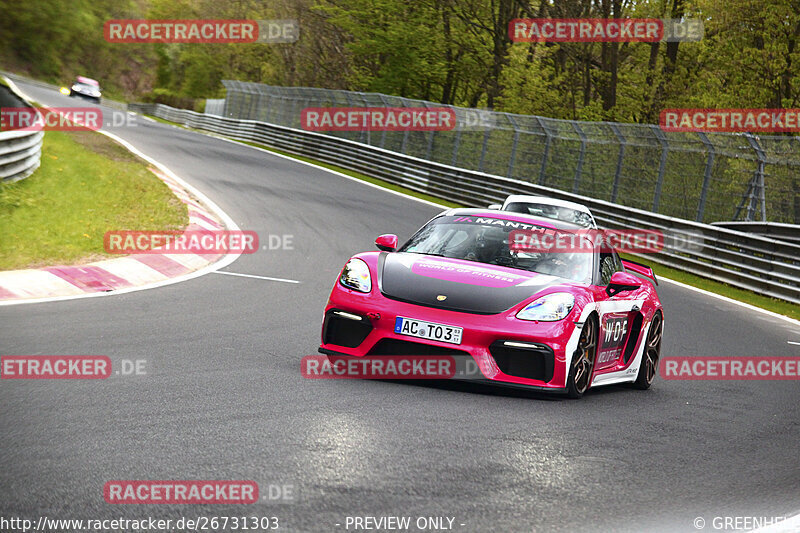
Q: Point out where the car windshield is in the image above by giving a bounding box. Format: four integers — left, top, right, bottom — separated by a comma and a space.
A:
74, 83, 98, 91
399, 215, 593, 283
505, 201, 594, 228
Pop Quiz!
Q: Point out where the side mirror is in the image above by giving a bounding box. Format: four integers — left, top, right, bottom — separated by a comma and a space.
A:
606, 271, 642, 298
488, 204, 502, 210
375, 234, 398, 252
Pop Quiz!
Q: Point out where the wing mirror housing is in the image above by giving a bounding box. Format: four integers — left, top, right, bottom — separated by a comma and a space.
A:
606, 271, 642, 297
488, 204, 502, 210
375, 234, 398, 252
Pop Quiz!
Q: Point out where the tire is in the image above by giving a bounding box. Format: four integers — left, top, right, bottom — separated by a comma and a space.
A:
632, 311, 663, 390
566, 315, 598, 399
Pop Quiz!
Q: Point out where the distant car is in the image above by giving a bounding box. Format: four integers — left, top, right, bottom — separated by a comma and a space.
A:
319, 208, 664, 398
69, 76, 101, 103
489, 195, 598, 229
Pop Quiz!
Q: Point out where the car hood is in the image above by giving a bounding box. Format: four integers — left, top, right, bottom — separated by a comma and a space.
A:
378, 252, 566, 314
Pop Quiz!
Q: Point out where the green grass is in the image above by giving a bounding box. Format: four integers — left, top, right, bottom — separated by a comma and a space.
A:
0, 130, 188, 270
144, 113, 800, 320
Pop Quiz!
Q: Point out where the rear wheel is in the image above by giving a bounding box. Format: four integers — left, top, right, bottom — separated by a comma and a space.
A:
566, 316, 598, 398
633, 311, 663, 390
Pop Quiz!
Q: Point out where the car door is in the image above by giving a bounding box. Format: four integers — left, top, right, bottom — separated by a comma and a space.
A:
594, 250, 645, 371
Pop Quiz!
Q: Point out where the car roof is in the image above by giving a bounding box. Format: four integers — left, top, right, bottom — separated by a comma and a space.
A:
440, 208, 584, 231
502, 195, 593, 215
76, 76, 99, 86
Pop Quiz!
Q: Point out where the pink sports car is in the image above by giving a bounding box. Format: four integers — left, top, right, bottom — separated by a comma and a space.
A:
319, 209, 664, 398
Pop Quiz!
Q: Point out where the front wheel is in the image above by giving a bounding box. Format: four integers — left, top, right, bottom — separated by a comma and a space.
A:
632, 311, 663, 390
566, 315, 598, 398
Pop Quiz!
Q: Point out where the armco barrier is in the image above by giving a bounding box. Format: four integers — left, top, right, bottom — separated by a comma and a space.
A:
0, 78, 43, 183
130, 102, 800, 305
712, 222, 800, 245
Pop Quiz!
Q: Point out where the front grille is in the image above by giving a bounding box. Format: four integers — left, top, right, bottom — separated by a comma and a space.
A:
489, 340, 555, 382
368, 338, 470, 357
322, 309, 372, 348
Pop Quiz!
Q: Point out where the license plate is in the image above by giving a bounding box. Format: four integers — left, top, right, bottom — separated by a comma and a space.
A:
394, 317, 463, 345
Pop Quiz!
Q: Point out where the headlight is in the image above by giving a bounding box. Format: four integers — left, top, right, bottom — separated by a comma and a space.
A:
339, 258, 372, 293
516, 292, 575, 321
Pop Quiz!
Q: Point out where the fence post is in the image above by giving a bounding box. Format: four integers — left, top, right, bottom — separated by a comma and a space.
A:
290, 93, 300, 129
609, 123, 626, 203
221, 81, 231, 117
696, 132, 716, 222
572, 122, 587, 193
357, 92, 369, 145
399, 98, 410, 154
378, 94, 390, 149
506, 115, 519, 179
425, 101, 435, 160
267, 86, 278, 123
744, 133, 768, 222
478, 125, 490, 173
451, 121, 462, 167
246, 85, 257, 120
536, 117, 551, 185
651, 125, 669, 213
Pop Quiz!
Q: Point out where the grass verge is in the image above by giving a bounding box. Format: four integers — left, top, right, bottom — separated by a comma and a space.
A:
0, 129, 188, 270
145, 113, 800, 321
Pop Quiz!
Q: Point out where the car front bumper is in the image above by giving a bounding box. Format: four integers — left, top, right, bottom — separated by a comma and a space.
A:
319, 285, 580, 391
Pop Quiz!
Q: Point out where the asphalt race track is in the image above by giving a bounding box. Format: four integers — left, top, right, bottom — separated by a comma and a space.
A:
2, 80, 800, 533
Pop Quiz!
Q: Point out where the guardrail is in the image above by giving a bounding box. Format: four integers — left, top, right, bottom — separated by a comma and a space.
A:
0, 77, 43, 183
130, 102, 800, 305
712, 222, 800, 245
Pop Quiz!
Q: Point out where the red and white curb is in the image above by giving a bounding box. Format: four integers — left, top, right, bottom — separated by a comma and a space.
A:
0, 167, 228, 302
0, 85, 244, 306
